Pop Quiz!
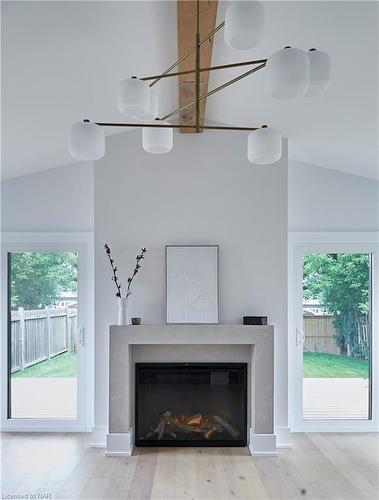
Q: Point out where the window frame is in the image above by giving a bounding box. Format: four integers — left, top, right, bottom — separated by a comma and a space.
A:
288, 232, 379, 432
1, 232, 94, 432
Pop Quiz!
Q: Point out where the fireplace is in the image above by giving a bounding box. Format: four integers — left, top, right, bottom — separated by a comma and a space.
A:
135, 363, 247, 447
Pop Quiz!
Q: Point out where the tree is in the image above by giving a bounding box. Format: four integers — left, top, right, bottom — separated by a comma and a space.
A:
303, 253, 370, 358
10, 252, 77, 309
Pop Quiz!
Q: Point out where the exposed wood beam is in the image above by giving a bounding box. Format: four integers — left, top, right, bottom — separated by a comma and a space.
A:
177, 0, 218, 133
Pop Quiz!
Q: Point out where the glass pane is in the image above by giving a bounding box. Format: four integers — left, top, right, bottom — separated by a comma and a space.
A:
135, 363, 247, 446
302, 253, 371, 420
9, 252, 78, 419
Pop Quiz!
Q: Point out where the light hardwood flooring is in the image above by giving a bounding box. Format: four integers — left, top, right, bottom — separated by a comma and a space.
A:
1, 432, 378, 500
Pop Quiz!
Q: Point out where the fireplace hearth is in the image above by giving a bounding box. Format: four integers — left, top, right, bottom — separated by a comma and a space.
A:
135, 363, 247, 447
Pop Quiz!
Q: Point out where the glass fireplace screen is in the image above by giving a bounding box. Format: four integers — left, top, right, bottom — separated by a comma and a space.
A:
135, 363, 247, 447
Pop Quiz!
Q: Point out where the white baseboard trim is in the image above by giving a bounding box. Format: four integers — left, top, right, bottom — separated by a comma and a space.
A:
275, 426, 292, 448
248, 430, 277, 456
91, 426, 107, 448
105, 450, 133, 457
249, 450, 278, 456
106, 431, 134, 457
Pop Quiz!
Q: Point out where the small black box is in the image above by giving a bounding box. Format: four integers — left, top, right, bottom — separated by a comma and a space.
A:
243, 316, 268, 325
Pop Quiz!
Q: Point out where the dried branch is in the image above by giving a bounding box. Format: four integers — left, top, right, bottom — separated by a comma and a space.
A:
126, 247, 147, 297
104, 244, 147, 299
104, 244, 122, 298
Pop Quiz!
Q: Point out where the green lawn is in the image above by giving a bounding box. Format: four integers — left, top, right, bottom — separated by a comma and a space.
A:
12, 352, 77, 378
303, 352, 368, 378
12, 351, 368, 379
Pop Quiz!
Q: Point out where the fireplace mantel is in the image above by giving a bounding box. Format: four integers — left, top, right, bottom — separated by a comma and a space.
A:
107, 324, 276, 456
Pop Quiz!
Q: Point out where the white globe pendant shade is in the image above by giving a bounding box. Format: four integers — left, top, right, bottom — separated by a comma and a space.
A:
247, 126, 282, 165
224, 1, 264, 50
266, 47, 310, 99
304, 49, 330, 97
118, 77, 151, 116
135, 87, 159, 122
142, 122, 173, 154
69, 121, 105, 161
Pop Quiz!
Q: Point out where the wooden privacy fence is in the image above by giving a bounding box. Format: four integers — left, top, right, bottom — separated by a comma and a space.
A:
11, 307, 77, 373
303, 315, 340, 354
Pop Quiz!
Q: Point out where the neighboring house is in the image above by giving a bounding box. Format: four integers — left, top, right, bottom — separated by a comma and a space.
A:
57, 291, 78, 309
303, 299, 329, 316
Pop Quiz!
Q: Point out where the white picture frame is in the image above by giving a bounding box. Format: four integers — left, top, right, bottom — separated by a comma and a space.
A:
166, 245, 219, 324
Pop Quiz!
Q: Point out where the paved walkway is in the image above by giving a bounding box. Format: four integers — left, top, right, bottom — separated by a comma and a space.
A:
303, 378, 369, 419
11, 378, 77, 418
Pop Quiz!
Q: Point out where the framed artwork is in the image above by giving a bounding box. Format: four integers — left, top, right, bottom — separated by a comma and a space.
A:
166, 245, 219, 324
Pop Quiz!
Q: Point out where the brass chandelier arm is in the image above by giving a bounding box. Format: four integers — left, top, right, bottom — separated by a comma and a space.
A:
160, 61, 267, 122
140, 59, 268, 82
195, 0, 201, 132
148, 21, 225, 88
200, 125, 259, 131
93, 122, 259, 132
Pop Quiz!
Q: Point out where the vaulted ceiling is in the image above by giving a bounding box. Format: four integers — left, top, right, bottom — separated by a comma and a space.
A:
1, 1, 378, 180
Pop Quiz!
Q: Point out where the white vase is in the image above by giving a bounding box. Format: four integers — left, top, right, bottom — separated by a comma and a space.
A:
118, 297, 129, 325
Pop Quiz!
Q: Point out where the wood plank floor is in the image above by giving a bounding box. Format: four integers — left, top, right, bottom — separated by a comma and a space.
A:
1, 432, 378, 500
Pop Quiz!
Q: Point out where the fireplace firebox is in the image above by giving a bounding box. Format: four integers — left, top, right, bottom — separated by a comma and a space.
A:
135, 363, 247, 447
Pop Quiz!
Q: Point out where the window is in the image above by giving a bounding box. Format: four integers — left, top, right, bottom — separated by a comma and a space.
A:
8, 252, 79, 419
289, 233, 378, 431
1, 233, 93, 432
302, 253, 372, 420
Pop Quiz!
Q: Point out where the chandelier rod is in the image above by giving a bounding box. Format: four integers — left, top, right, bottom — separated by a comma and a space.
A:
195, 0, 201, 132
160, 62, 266, 122
93, 122, 259, 132
148, 21, 225, 88
140, 59, 268, 82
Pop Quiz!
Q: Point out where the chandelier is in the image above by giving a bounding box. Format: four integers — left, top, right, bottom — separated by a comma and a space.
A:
69, 1, 330, 165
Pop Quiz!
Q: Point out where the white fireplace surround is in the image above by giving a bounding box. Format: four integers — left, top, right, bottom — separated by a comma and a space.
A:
107, 324, 276, 456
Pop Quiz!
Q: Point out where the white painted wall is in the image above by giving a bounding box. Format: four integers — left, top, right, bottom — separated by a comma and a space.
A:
1, 139, 289, 445
289, 160, 379, 232
1, 162, 94, 232
2, 145, 378, 444
2, 158, 376, 235
93, 129, 289, 445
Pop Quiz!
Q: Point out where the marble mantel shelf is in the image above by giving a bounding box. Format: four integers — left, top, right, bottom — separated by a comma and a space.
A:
107, 324, 276, 457
109, 323, 274, 343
